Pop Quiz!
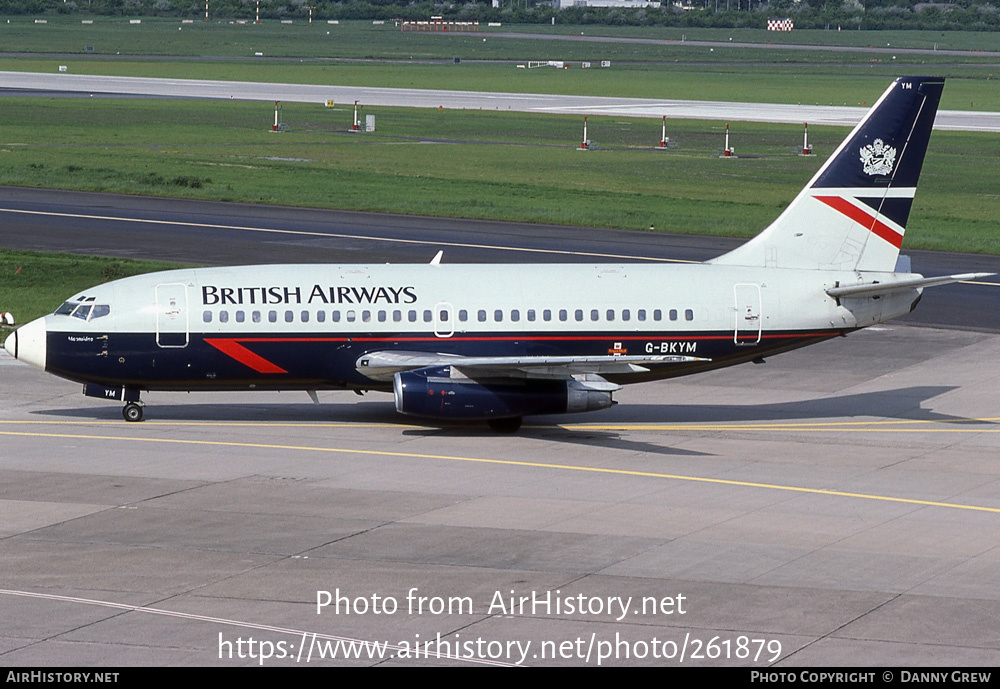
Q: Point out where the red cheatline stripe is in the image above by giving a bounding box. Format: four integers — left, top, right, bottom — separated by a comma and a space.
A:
814, 195, 903, 250
204, 338, 287, 374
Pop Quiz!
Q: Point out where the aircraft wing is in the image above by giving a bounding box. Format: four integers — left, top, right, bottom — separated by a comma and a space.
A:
826, 272, 994, 299
356, 350, 710, 383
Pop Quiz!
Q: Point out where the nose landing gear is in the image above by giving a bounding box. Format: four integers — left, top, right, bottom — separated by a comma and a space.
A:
82, 384, 144, 422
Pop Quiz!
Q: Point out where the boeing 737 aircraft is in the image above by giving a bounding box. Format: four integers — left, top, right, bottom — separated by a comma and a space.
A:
4, 77, 989, 431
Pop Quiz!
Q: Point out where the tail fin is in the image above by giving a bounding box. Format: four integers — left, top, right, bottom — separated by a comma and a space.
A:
712, 77, 945, 272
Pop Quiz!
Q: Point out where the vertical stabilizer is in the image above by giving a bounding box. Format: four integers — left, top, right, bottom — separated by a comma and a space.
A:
712, 77, 945, 272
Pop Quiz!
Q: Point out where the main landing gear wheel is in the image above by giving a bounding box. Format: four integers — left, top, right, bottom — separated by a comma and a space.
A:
122, 402, 144, 423
487, 416, 522, 433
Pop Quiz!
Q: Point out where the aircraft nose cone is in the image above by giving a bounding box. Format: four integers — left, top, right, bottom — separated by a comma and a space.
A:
5, 318, 47, 371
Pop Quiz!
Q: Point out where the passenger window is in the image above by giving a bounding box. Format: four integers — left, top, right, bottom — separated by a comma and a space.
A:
591, 309, 599, 321
559, 309, 567, 322
439, 309, 449, 322
638, 309, 646, 321
302, 310, 310, 322
478, 310, 487, 322
544, 309, 552, 322
362, 310, 371, 323
252, 311, 261, 323
458, 309, 467, 322
423, 310, 432, 323
236, 311, 245, 323
622, 309, 630, 321
219, 310, 229, 324
575, 309, 583, 322
606, 309, 614, 321
494, 309, 503, 322
653, 309, 662, 321
268, 310, 277, 323
284, 310, 294, 323
378, 311, 387, 322
202, 310, 212, 323
511, 310, 520, 322
685, 309, 694, 321
527, 309, 536, 322
408, 310, 417, 323
316, 311, 325, 323
669, 309, 678, 321
332, 311, 341, 322
393, 310, 402, 322
346, 310, 356, 323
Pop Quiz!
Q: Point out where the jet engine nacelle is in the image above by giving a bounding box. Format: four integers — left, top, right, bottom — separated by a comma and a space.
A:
393, 367, 613, 421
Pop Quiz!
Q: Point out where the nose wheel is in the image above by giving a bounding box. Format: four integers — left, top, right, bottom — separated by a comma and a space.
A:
123, 402, 144, 422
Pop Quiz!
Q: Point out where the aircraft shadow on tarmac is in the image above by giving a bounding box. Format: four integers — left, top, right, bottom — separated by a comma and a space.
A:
32, 385, 988, 458
594, 384, 981, 425
406, 384, 989, 456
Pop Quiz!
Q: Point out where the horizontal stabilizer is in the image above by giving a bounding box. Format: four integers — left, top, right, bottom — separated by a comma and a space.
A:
826, 272, 994, 299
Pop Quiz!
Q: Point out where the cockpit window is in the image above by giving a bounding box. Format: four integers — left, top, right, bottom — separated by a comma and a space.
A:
56, 303, 110, 321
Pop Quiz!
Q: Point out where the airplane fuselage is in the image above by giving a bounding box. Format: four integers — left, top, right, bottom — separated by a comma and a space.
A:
30, 262, 920, 393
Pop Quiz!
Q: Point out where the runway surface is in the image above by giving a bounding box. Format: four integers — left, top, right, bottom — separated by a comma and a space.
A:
2, 188, 1000, 666
2, 71, 997, 131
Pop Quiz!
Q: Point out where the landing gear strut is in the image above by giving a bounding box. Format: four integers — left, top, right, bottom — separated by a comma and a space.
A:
122, 402, 144, 422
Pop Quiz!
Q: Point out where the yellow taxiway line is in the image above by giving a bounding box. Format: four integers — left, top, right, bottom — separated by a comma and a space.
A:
2, 419, 998, 515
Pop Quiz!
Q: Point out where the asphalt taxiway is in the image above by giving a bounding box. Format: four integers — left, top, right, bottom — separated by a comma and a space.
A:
1, 190, 1000, 666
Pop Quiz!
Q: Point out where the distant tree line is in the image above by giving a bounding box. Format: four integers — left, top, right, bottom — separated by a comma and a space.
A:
2, 0, 999, 31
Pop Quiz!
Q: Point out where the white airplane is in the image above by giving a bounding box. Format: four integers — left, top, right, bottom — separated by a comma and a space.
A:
4, 77, 990, 431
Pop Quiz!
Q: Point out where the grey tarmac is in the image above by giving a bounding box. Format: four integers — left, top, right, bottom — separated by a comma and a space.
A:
2, 322, 1000, 666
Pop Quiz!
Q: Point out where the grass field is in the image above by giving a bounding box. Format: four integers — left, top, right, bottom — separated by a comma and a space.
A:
1, 97, 996, 254
3, 18, 1000, 57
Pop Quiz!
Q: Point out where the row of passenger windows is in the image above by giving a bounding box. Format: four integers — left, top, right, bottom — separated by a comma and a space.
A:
202, 307, 696, 324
